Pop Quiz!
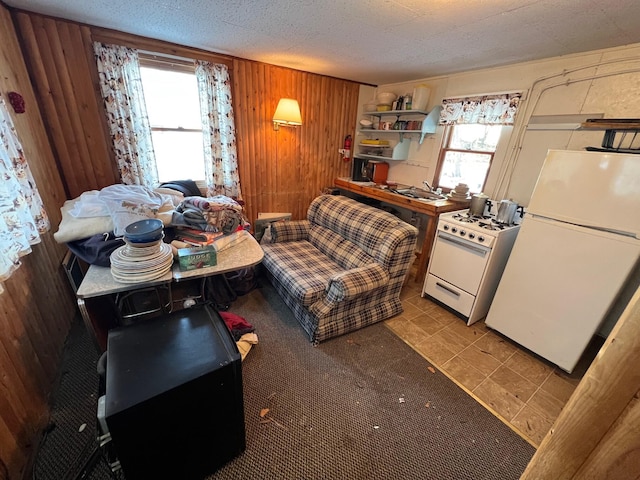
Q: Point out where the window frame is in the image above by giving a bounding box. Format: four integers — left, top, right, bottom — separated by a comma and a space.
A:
138, 54, 206, 183
432, 124, 500, 194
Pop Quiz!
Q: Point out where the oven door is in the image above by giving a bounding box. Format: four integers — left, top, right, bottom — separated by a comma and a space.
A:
428, 231, 491, 295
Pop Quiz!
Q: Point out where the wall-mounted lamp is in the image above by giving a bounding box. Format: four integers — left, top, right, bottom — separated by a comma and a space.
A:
273, 98, 302, 130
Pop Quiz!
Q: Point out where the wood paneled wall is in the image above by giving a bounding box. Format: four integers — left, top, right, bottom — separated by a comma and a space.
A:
0, 4, 77, 479
233, 60, 358, 221
12, 9, 359, 223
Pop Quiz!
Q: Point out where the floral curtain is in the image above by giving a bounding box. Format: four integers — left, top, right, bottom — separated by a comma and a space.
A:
93, 42, 159, 187
195, 61, 242, 199
439, 92, 522, 125
0, 93, 50, 295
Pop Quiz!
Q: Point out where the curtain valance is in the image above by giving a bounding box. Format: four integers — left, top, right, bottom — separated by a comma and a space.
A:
439, 92, 522, 125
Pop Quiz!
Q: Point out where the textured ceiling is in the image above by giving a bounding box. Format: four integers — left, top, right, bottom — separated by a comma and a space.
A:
6, 0, 640, 85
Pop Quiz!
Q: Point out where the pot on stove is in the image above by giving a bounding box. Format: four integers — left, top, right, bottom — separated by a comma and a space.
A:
469, 193, 490, 217
496, 199, 519, 225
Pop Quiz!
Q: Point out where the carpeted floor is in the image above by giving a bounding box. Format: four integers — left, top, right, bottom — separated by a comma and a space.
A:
34, 276, 535, 480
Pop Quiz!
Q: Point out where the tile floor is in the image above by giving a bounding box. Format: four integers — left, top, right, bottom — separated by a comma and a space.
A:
385, 275, 602, 447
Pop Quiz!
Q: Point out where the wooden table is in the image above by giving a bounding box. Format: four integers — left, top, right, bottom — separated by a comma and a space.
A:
334, 177, 468, 283
76, 233, 264, 350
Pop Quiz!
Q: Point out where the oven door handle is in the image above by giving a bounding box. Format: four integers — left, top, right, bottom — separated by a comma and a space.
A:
438, 232, 489, 256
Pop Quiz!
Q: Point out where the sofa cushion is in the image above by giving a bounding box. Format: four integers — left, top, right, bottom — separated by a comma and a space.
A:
261, 240, 343, 307
307, 195, 417, 274
309, 225, 375, 270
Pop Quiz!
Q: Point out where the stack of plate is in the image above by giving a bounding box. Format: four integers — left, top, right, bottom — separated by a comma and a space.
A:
449, 190, 471, 202
110, 239, 173, 284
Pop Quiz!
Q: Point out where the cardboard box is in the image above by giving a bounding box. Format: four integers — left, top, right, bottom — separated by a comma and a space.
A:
177, 245, 217, 271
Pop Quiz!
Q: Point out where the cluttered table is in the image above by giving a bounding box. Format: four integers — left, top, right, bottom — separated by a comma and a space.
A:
334, 177, 468, 282
76, 233, 264, 350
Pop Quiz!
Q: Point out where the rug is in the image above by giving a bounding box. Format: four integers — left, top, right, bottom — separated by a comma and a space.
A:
34, 277, 535, 479
208, 278, 535, 480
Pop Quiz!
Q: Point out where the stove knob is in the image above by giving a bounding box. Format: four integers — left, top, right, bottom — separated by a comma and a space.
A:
478, 236, 485, 243
451, 227, 458, 233
443, 224, 449, 231
468, 233, 475, 239
460, 230, 466, 236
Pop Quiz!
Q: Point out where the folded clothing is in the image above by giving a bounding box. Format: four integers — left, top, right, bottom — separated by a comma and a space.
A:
175, 195, 246, 234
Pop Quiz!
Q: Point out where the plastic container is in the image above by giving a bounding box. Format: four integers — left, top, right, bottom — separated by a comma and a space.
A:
412, 84, 431, 111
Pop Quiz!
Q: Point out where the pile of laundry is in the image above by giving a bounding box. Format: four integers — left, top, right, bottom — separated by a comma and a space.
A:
56, 182, 250, 266
172, 195, 246, 234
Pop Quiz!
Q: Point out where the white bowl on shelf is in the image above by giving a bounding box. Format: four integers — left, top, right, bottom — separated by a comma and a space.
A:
376, 92, 396, 106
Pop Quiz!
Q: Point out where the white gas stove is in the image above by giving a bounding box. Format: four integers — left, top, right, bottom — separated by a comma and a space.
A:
423, 205, 522, 325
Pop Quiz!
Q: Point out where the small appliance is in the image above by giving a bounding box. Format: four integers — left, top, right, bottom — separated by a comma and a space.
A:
351, 157, 389, 184
363, 160, 389, 184
351, 157, 369, 182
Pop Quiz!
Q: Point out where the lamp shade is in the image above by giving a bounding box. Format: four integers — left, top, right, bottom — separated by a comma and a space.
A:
273, 98, 302, 127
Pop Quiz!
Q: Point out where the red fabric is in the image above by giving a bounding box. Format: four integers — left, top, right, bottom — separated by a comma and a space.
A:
220, 311, 253, 332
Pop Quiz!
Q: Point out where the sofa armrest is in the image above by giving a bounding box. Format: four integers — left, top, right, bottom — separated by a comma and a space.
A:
269, 220, 310, 243
310, 264, 389, 318
327, 263, 389, 302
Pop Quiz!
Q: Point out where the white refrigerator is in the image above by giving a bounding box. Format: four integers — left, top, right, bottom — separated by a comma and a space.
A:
485, 149, 640, 373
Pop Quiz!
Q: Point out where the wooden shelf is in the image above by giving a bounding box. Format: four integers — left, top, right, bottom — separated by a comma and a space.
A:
580, 119, 640, 130
581, 119, 640, 154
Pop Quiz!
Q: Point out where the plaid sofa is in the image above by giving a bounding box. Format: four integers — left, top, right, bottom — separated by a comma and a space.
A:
261, 195, 418, 343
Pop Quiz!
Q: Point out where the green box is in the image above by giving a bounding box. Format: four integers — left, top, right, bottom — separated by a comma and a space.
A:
177, 245, 217, 271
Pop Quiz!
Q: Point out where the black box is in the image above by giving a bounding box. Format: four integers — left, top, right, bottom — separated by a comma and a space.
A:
105, 304, 245, 479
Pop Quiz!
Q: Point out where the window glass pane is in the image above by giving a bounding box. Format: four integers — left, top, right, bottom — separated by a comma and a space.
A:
151, 131, 205, 182
140, 67, 201, 129
439, 151, 492, 192
449, 124, 500, 152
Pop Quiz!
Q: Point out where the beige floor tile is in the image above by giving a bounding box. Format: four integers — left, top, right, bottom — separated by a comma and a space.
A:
473, 377, 525, 421
541, 372, 578, 403
444, 319, 487, 345
427, 307, 460, 326
384, 315, 408, 334
409, 312, 449, 336
432, 328, 472, 355
505, 350, 554, 386
400, 300, 423, 320
511, 404, 554, 446
442, 356, 487, 391
387, 317, 434, 347
527, 388, 565, 422
458, 345, 502, 376
489, 365, 538, 403
472, 331, 518, 363
414, 336, 457, 365
400, 285, 421, 301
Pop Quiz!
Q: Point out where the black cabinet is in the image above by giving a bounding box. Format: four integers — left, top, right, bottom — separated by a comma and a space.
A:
105, 304, 245, 479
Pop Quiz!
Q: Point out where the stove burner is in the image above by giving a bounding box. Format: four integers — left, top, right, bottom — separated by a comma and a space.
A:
452, 213, 491, 223
479, 219, 516, 230
479, 221, 503, 230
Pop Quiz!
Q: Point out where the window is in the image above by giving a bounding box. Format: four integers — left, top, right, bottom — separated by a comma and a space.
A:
139, 62, 205, 182
434, 124, 504, 193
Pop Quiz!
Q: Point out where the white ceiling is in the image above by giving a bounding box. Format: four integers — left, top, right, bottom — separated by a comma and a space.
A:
7, 0, 640, 85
